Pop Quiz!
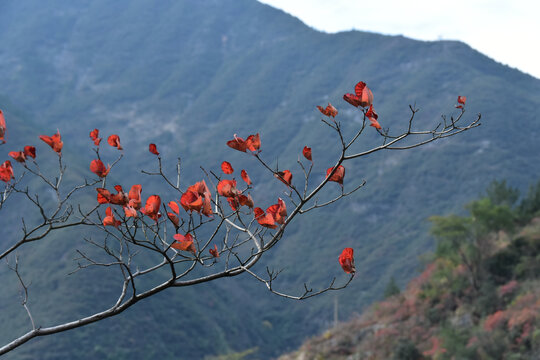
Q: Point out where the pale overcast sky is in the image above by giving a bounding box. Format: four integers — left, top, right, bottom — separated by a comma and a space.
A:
258, 0, 540, 79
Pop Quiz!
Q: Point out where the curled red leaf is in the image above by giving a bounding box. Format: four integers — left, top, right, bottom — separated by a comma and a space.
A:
266, 198, 287, 225
167, 212, 180, 228
140, 195, 161, 221
326, 165, 345, 185
107, 134, 123, 150
339, 248, 356, 274
172, 233, 196, 254
9, 151, 26, 163
209, 244, 219, 258
123, 205, 138, 218
316, 103, 338, 118
90, 129, 101, 146
23, 146, 36, 159
149, 143, 159, 156
39, 130, 63, 154
343, 81, 373, 108
241, 169, 252, 185
217, 179, 239, 198
168, 201, 180, 215
275, 170, 292, 187
302, 146, 312, 161
90, 159, 110, 178
180, 180, 212, 217
128, 184, 142, 210
103, 207, 121, 228
254, 207, 278, 229
456, 96, 467, 109
365, 104, 381, 130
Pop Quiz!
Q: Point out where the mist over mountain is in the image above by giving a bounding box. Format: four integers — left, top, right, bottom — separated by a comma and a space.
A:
0, 0, 539, 358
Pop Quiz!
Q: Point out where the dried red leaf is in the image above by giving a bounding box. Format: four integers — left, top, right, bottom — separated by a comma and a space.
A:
217, 179, 239, 198
343, 93, 362, 107
0, 160, 14, 182
339, 248, 355, 274
107, 134, 123, 150
254, 207, 278, 229
238, 194, 254, 208
90, 159, 110, 178
365, 104, 381, 129
140, 195, 161, 221
96, 188, 112, 204
240, 169, 252, 185
316, 103, 338, 118
226, 133, 260, 153
149, 143, 159, 156
0, 109, 6, 144
110, 185, 128, 206
23, 146, 36, 159
172, 233, 196, 254
302, 146, 312, 161
209, 244, 219, 258
221, 161, 234, 174
39, 130, 63, 154
227, 197, 239, 211
326, 165, 345, 185
103, 206, 121, 228
89, 129, 101, 146
9, 151, 26, 163
275, 170, 292, 186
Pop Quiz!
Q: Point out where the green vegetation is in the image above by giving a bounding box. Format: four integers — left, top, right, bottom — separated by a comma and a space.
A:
279, 180, 540, 359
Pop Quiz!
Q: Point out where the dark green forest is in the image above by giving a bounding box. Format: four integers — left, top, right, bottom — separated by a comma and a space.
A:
0, 0, 539, 358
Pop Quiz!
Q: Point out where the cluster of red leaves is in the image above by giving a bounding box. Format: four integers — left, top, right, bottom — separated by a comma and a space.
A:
89, 129, 101, 146
39, 130, 63, 154
254, 198, 287, 229
226, 133, 261, 153
9, 146, 36, 163
342, 81, 381, 129
0, 109, 6, 144
180, 180, 213, 217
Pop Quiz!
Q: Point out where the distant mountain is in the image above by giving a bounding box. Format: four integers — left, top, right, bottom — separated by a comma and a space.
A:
0, 0, 539, 359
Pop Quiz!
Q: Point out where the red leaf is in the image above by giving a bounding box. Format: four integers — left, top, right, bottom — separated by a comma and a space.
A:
209, 244, 219, 258
456, 95, 467, 109
39, 130, 63, 154
140, 195, 161, 221
339, 248, 355, 274
107, 134, 123, 150
0, 109, 6, 144
23, 146, 36, 159
103, 206, 121, 228
128, 184, 142, 210
365, 104, 381, 130
241, 169, 252, 185
168, 201, 180, 215
96, 188, 111, 204
0, 160, 14, 182
221, 161, 234, 174
226, 135, 247, 152
254, 207, 277, 229
124, 205, 138, 218
238, 194, 254, 208
343, 93, 362, 107
275, 170, 292, 186
326, 165, 345, 185
89, 129, 101, 146
109, 185, 128, 206
90, 159, 110, 178
9, 151, 26, 163
149, 143, 159, 155
354, 81, 374, 108
167, 212, 180, 227
266, 198, 287, 225
227, 197, 239, 211
172, 233, 196, 254
217, 179, 239, 198
316, 103, 338, 117
246, 133, 261, 152
302, 146, 312, 161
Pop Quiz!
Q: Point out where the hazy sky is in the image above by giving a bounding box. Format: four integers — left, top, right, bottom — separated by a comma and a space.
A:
258, 0, 540, 79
